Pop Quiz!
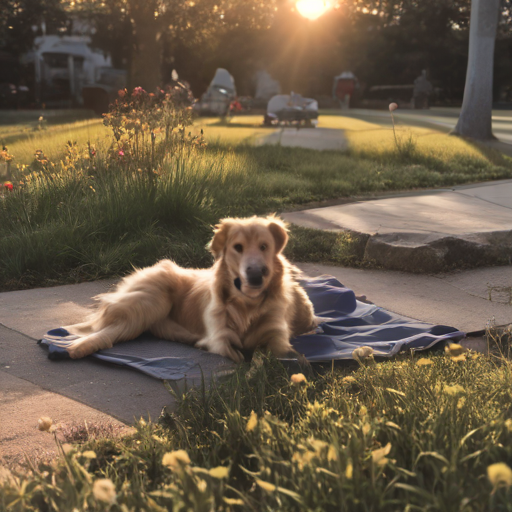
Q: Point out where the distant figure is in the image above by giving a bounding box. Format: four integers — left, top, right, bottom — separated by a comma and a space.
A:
413, 70, 433, 109
333, 71, 358, 109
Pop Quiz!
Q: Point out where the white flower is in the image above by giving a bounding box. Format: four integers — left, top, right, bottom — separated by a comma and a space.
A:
92, 478, 116, 504
291, 373, 307, 385
37, 416, 53, 432
352, 346, 374, 360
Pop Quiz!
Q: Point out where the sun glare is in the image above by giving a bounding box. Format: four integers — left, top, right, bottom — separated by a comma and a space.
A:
295, 0, 330, 20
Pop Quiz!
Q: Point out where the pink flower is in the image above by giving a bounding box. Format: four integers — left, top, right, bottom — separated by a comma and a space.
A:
118, 150, 124, 157
389, 102, 398, 112
132, 87, 146, 97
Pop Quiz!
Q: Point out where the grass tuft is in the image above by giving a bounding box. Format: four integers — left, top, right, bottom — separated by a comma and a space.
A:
3, 350, 512, 510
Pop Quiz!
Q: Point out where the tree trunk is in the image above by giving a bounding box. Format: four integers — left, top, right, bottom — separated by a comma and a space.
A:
453, 0, 500, 140
129, 0, 162, 91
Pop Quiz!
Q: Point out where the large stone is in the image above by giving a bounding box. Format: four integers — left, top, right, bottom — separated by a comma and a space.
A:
283, 180, 512, 273
364, 231, 512, 273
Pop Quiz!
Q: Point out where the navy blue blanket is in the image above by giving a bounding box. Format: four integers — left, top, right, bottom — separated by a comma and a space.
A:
39, 275, 464, 380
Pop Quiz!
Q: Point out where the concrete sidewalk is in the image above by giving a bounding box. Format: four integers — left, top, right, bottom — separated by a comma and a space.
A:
1, 262, 510, 465
283, 179, 512, 272
257, 127, 348, 151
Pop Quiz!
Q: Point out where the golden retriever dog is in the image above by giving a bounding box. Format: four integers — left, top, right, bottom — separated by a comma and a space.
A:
63, 215, 318, 363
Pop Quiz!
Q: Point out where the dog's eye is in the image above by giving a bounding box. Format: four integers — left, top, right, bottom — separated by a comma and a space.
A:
234, 244, 243, 253
260, 244, 267, 251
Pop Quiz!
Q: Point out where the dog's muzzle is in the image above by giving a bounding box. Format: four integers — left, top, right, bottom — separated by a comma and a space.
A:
246, 265, 268, 288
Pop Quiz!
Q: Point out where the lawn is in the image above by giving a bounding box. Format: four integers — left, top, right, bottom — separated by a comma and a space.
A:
3, 344, 512, 511
1, 111, 512, 291
2, 119, 110, 166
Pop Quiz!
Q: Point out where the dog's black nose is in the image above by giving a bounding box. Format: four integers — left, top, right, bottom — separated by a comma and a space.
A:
246, 267, 264, 287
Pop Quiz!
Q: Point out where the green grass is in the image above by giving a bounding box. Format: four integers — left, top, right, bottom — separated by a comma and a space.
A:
1, 119, 110, 167
2, 114, 512, 290
4, 345, 512, 511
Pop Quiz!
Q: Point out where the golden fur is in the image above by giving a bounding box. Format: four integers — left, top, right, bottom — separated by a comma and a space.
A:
63, 215, 317, 362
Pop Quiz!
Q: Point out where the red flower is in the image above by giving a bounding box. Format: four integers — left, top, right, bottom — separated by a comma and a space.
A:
3, 181, 13, 191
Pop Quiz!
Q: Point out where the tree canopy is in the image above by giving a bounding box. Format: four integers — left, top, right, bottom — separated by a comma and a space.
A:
1, 0, 511, 103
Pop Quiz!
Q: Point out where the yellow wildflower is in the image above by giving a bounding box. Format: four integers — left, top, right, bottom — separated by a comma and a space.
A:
209, 466, 229, 479
445, 343, 466, 356
162, 450, 191, 470
372, 443, 392, 465
246, 410, 258, 432
443, 384, 465, 396
345, 461, 353, 479
488, 463, 512, 490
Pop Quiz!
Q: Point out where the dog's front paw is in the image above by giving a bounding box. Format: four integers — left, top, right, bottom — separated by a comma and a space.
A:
196, 330, 244, 363
67, 344, 89, 359
66, 338, 98, 359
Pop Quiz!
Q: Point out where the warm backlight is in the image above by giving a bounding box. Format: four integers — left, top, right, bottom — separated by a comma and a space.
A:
295, 0, 330, 20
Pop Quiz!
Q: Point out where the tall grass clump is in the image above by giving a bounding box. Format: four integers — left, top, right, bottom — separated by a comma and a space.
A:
0, 84, 231, 289
3, 350, 512, 510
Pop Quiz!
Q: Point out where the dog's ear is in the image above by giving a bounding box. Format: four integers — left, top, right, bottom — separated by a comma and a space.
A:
208, 219, 233, 259
267, 217, 289, 254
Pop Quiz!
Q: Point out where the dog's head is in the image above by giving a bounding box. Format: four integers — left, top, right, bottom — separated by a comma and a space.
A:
208, 215, 289, 299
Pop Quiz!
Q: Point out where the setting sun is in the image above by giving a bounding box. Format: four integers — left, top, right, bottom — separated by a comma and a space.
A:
295, 0, 331, 20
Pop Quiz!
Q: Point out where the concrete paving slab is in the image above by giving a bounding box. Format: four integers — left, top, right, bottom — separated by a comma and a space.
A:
0, 370, 125, 467
438, 266, 512, 304
0, 280, 116, 339
0, 325, 175, 424
286, 191, 512, 237
258, 127, 348, 151
455, 180, 512, 210
284, 180, 512, 272
297, 263, 511, 333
